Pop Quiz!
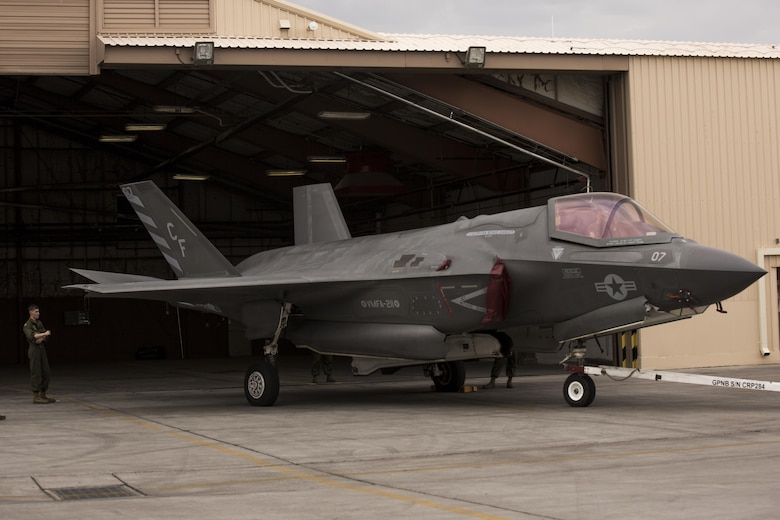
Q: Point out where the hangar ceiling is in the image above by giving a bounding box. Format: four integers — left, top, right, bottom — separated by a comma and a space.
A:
0, 66, 608, 247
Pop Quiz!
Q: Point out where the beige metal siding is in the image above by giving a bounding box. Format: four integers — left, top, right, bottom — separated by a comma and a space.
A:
214, 0, 382, 40
627, 55, 780, 368
99, 0, 213, 32
0, 0, 91, 74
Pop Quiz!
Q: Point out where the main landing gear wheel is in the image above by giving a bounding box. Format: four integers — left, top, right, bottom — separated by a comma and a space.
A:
244, 360, 280, 406
431, 361, 466, 392
563, 373, 596, 407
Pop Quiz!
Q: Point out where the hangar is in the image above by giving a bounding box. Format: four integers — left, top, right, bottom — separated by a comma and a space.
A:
1, 0, 778, 370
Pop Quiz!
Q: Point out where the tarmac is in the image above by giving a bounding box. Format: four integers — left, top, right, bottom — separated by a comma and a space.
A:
2, 355, 780, 520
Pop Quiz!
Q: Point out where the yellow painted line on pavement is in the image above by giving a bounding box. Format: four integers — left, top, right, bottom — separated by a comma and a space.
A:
76, 401, 511, 520
346, 438, 780, 477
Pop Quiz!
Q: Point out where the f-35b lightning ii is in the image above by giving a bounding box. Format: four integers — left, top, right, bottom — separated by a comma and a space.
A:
66, 181, 765, 407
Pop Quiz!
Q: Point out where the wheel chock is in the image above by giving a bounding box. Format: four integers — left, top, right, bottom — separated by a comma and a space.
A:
429, 385, 478, 392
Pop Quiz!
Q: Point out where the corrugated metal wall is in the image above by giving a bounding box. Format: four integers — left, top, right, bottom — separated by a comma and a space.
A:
627, 55, 780, 368
214, 0, 381, 40
99, 0, 213, 32
0, 0, 91, 75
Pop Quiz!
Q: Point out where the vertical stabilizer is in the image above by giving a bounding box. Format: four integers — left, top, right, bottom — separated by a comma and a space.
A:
121, 181, 240, 278
293, 183, 351, 245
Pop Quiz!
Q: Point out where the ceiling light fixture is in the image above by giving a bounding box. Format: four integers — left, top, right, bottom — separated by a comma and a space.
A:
124, 123, 167, 131
307, 155, 347, 163
266, 169, 307, 177
98, 135, 137, 143
172, 173, 210, 181
317, 111, 371, 120
152, 105, 196, 114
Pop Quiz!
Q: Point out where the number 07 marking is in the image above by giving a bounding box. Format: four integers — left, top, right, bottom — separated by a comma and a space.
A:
651, 251, 667, 262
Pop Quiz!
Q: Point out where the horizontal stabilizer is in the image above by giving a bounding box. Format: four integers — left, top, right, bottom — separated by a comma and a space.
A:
69, 268, 162, 284
293, 183, 351, 245
121, 181, 240, 279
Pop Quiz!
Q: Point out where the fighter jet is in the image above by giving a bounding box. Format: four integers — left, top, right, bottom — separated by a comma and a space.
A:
66, 181, 765, 407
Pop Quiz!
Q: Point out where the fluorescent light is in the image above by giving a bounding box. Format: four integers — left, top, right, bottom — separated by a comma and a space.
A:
172, 174, 209, 181
307, 155, 347, 163
98, 135, 137, 143
266, 169, 307, 177
317, 111, 371, 120
124, 123, 167, 131
152, 105, 196, 114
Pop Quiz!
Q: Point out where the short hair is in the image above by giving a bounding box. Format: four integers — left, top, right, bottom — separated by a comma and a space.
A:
28, 304, 39, 312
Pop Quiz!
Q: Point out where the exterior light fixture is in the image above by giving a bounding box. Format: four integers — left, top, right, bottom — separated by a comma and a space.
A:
317, 111, 371, 120
124, 123, 167, 131
98, 135, 137, 143
464, 46, 486, 68
172, 173, 210, 181
193, 41, 214, 65
307, 155, 347, 163
266, 169, 307, 177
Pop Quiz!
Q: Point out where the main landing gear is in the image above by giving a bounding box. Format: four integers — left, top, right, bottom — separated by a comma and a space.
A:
244, 360, 280, 406
426, 361, 466, 392
243, 303, 293, 406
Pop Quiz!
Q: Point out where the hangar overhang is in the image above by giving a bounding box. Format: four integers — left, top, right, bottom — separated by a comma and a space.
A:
99, 43, 630, 72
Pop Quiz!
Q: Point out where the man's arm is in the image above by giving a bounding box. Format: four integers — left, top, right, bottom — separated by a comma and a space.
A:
34, 330, 51, 342
24, 323, 51, 343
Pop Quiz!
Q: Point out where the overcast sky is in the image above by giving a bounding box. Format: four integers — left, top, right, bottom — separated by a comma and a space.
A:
290, 0, 778, 45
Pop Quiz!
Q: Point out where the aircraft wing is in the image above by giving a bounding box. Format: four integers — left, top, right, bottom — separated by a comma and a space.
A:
65, 267, 414, 322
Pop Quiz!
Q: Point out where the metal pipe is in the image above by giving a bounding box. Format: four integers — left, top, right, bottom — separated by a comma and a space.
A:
332, 71, 591, 192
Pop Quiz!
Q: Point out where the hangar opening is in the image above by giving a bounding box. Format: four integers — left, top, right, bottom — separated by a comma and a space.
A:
0, 0, 627, 366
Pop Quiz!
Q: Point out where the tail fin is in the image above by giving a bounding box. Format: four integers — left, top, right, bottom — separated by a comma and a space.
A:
293, 183, 351, 245
121, 181, 239, 278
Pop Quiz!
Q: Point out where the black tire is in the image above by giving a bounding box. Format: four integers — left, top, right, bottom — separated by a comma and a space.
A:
563, 373, 596, 407
431, 361, 466, 392
244, 360, 280, 406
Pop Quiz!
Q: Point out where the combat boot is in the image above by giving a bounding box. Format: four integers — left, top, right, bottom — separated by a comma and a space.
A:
40, 391, 56, 403
33, 392, 49, 404
482, 378, 496, 389
506, 378, 513, 388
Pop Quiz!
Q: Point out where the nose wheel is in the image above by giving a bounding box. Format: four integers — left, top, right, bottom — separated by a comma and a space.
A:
563, 373, 596, 407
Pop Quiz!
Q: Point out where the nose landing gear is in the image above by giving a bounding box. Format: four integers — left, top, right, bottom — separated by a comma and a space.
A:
561, 340, 596, 407
563, 372, 596, 407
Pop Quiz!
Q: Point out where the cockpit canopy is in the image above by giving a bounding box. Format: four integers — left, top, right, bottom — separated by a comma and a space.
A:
549, 193, 680, 247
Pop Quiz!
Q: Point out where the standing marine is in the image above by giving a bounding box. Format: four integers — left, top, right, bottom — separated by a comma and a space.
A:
23, 304, 56, 404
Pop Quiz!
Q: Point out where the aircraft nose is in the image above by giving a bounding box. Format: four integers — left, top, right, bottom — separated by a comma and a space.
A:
676, 244, 766, 305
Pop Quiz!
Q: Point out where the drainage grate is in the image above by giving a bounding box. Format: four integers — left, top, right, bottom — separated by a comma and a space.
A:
48, 485, 140, 501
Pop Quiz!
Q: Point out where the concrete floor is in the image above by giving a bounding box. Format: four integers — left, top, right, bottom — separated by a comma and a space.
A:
2, 355, 780, 520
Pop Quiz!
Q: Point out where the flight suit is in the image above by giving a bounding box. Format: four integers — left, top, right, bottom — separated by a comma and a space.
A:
23, 317, 51, 398
311, 352, 335, 383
